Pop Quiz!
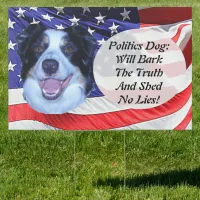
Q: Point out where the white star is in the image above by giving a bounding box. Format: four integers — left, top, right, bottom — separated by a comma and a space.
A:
95, 12, 106, 25
55, 7, 64, 15
120, 8, 131, 21
8, 18, 16, 29
97, 38, 106, 45
15, 8, 26, 18
82, 7, 90, 14
69, 15, 80, 26
42, 13, 54, 21
8, 61, 16, 71
30, 7, 38, 11
17, 75, 22, 82
88, 27, 95, 35
30, 18, 40, 25
8, 40, 17, 50
109, 22, 120, 35
55, 24, 65, 30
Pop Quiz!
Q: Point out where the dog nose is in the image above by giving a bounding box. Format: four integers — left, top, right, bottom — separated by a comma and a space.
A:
42, 59, 59, 75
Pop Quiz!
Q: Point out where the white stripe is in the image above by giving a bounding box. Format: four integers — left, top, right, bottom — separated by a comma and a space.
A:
137, 7, 151, 10
9, 88, 24, 105
186, 120, 192, 130
9, 95, 191, 130
112, 95, 192, 130
173, 23, 192, 50
141, 20, 191, 32
9, 120, 59, 130
140, 20, 191, 33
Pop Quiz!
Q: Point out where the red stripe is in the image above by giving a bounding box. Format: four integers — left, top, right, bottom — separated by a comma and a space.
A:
9, 84, 191, 130
140, 23, 159, 28
183, 36, 192, 68
171, 24, 190, 43
174, 106, 192, 130
139, 7, 192, 25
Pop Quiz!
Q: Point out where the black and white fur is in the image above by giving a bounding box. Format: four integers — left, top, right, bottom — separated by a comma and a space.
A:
16, 24, 97, 114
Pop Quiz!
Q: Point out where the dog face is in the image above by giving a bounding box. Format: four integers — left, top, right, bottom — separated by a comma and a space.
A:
16, 25, 97, 114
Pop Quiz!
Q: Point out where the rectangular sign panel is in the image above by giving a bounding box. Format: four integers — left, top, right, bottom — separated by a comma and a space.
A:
8, 7, 192, 130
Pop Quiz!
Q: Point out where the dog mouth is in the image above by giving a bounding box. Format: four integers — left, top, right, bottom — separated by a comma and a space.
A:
39, 74, 73, 100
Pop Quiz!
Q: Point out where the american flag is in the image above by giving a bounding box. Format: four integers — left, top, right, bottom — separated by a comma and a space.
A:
8, 7, 192, 130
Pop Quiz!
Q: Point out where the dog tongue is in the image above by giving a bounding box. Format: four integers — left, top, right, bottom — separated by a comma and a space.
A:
42, 79, 62, 94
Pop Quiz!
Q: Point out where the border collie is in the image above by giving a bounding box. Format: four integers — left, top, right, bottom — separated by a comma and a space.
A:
16, 24, 97, 114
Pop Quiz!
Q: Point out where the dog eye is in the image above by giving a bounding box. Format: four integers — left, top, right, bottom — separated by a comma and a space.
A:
34, 46, 43, 53
65, 46, 73, 54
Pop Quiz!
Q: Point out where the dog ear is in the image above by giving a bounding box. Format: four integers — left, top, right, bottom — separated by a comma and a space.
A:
16, 24, 46, 64
66, 25, 97, 64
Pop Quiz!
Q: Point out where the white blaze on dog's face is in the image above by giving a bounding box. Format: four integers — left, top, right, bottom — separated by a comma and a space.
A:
16, 25, 97, 114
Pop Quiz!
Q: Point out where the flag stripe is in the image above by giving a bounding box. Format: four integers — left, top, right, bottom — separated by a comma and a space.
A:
112, 95, 191, 130
139, 7, 192, 26
174, 106, 192, 130
183, 36, 192, 68
171, 24, 190, 43
9, 95, 191, 130
9, 120, 59, 130
186, 120, 192, 130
